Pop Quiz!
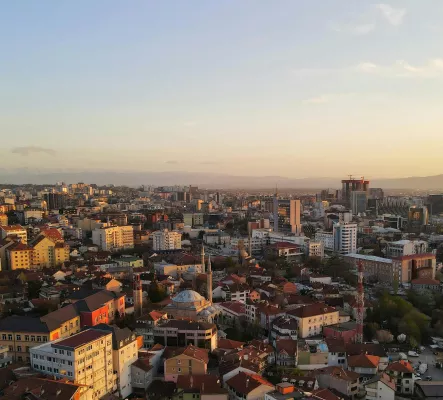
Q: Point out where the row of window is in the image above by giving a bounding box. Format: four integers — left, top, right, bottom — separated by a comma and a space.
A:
2, 334, 47, 342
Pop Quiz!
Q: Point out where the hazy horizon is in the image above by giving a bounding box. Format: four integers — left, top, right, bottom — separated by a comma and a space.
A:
2, 1, 443, 178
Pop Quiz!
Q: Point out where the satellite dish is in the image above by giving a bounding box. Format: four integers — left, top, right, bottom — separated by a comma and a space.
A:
397, 334, 406, 343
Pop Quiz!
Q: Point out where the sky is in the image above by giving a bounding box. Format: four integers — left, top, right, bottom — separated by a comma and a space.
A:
1, 1, 443, 179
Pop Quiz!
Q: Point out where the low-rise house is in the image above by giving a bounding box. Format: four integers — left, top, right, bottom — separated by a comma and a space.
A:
385, 360, 415, 395
163, 345, 209, 383
414, 380, 443, 400
347, 354, 380, 379
276, 339, 298, 367
218, 301, 246, 326
271, 316, 298, 345
225, 371, 274, 400
217, 338, 245, 352
364, 373, 396, 400
221, 283, 251, 302
297, 340, 329, 371
411, 278, 441, 292
177, 375, 229, 400
265, 383, 304, 400
326, 338, 347, 367
312, 366, 364, 400
346, 343, 389, 371
131, 358, 154, 391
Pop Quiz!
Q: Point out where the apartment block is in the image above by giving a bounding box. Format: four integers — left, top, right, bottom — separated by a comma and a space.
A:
31, 329, 116, 400
152, 229, 182, 251
92, 226, 134, 251
0, 225, 27, 244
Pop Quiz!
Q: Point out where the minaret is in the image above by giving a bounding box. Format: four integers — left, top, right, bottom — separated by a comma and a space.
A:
133, 273, 142, 318
273, 185, 279, 232
207, 255, 213, 303
201, 245, 205, 274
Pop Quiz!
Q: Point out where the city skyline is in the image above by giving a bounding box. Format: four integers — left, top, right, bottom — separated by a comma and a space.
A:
2, 1, 443, 178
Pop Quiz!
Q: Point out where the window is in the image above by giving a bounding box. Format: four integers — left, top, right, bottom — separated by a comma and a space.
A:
17, 346, 22, 352
67, 351, 71, 356
25, 335, 29, 341
8, 335, 12, 341
37, 336, 41, 342
16, 335, 21, 341
1, 335, 5, 340
31, 336, 35, 341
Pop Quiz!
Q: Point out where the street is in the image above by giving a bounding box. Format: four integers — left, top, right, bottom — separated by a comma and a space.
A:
407, 348, 443, 381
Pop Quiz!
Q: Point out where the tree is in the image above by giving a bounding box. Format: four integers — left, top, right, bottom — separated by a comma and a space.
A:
198, 230, 205, 240
148, 282, 167, 303
28, 281, 43, 299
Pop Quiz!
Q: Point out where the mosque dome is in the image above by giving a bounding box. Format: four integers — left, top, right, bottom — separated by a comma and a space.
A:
173, 290, 205, 303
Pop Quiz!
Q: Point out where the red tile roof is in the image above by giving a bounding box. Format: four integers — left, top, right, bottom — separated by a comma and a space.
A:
226, 372, 273, 395
312, 388, 341, 400
53, 329, 110, 349
217, 338, 245, 350
386, 360, 413, 373
219, 301, 246, 314
347, 354, 380, 368
287, 303, 337, 319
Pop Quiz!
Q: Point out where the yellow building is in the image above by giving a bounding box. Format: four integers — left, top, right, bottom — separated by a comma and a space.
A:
164, 345, 209, 383
287, 303, 339, 338
0, 214, 7, 226
91, 225, 134, 251
0, 225, 27, 244
7, 241, 32, 270
0, 306, 81, 362
30, 235, 70, 268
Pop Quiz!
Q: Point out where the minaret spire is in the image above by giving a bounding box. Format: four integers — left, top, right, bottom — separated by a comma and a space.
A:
201, 245, 205, 274
207, 254, 213, 303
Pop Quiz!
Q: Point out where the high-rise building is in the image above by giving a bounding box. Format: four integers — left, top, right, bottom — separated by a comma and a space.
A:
351, 191, 367, 215
408, 206, 429, 231
333, 222, 357, 255
341, 178, 369, 204
152, 229, 182, 251
426, 194, 443, 216
273, 197, 301, 234
43, 193, 66, 210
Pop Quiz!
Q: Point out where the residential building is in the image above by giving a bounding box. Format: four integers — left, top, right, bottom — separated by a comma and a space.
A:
273, 199, 302, 234
385, 360, 415, 395
297, 340, 329, 371
114, 256, 144, 268
395, 254, 437, 283
19, 209, 44, 225
386, 240, 427, 258
347, 354, 380, 378
163, 345, 209, 383
225, 371, 274, 400
6, 241, 33, 270
411, 278, 441, 292
30, 329, 116, 399
414, 381, 443, 400
351, 191, 367, 215
131, 358, 154, 392
265, 383, 306, 400
221, 283, 251, 303
153, 319, 218, 351
218, 301, 246, 326
333, 222, 357, 255
364, 374, 395, 400
0, 225, 27, 244
344, 254, 395, 284
176, 375, 229, 400
92, 324, 139, 398
43, 193, 67, 210
267, 242, 304, 260
307, 241, 325, 259
313, 366, 364, 400
287, 303, 339, 338
0, 213, 8, 226
315, 232, 334, 251
408, 206, 429, 230
270, 316, 298, 345
30, 235, 70, 268
152, 229, 182, 251
275, 339, 298, 367
154, 261, 203, 278
92, 225, 134, 251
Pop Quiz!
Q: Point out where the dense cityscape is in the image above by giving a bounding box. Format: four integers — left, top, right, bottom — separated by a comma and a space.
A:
0, 179, 442, 400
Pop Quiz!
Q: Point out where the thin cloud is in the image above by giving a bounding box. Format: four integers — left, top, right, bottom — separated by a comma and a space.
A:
375, 4, 406, 26
303, 95, 330, 104
165, 160, 179, 164
331, 22, 375, 35
358, 59, 443, 78
183, 121, 198, 127
11, 146, 56, 156
200, 161, 219, 165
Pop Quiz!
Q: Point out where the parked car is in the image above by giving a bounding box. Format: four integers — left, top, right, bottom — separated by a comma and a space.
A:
414, 375, 422, 381
420, 346, 426, 351
425, 376, 432, 381
408, 351, 419, 357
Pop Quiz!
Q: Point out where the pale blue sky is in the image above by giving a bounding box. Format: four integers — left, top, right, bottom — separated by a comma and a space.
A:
1, 1, 443, 178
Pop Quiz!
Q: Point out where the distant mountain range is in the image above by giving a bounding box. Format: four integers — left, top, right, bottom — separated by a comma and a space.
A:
1, 169, 443, 190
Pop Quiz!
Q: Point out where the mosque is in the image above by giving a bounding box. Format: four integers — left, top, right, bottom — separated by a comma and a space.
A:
163, 247, 221, 323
